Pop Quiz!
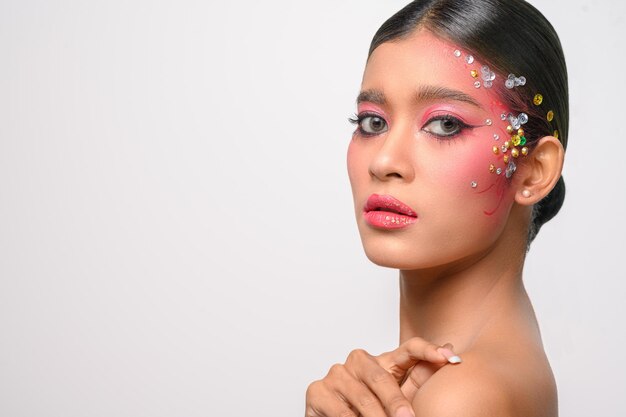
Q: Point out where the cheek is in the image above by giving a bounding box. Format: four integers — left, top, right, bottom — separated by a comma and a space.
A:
441, 134, 514, 220
346, 139, 357, 180
346, 139, 365, 191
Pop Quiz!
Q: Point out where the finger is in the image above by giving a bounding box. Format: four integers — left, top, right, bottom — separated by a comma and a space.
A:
377, 337, 451, 383
400, 361, 445, 402
344, 349, 416, 417
325, 361, 388, 417
437, 343, 462, 364
305, 379, 358, 417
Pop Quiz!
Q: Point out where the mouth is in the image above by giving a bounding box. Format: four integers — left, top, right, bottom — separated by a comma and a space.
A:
364, 193, 417, 217
363, 194, 418, 229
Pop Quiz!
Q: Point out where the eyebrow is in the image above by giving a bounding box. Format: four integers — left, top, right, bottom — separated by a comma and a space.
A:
356, 86, 484, 110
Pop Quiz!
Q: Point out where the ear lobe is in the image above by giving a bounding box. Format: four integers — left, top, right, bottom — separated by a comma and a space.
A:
514, 135, 564, 206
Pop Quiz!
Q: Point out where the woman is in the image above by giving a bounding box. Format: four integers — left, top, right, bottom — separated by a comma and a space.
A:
305, 1, 568, 416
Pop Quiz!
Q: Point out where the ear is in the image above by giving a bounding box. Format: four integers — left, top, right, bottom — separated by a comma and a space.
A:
514, 135, 564, 205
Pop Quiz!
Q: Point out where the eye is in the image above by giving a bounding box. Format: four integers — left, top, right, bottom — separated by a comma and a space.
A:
349, 113, 388, 136
422, 115, 471, 138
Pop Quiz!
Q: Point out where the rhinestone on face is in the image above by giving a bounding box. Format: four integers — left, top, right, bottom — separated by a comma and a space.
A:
547, 110, 554, 122
519, 113, 529, 124
466, 55, 475, 64
485, 119, 492, 126
500, 113, 508, 121
471, 181, 478, 188
533, 94, 543, 106
484, 80, 493, 88
501, 144, 508, 153
505, 79, 515, 89
474, 81, 481, 88
496, 168, 503, 175
454, 49, 461, 57
505, 161, 517, 178
493, 134, 500, 141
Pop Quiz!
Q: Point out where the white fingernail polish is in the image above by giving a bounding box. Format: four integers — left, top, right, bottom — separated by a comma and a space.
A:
448, 355, 462, 364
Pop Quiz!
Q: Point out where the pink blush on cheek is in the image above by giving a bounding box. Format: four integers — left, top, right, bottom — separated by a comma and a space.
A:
450, 136, 512, 219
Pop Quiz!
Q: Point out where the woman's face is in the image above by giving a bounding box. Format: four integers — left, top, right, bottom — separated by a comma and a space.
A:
347, 29, 520, 270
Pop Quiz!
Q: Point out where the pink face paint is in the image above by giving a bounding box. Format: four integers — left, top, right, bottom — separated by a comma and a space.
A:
445, 43, 530, 218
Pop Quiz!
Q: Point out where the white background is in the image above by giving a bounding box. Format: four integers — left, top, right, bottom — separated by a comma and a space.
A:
0, 0, 624, 416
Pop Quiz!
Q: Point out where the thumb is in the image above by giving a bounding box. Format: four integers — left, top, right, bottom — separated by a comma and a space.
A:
400, 343, 462, 402
376, 338, 460, 384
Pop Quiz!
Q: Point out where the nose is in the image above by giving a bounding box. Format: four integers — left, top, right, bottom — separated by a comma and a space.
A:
368, 123, 415, 183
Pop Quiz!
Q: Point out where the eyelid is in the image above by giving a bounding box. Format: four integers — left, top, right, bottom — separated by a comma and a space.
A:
422, 112, 473, 128
422, 106, 472, 126
421, 114, 476, 138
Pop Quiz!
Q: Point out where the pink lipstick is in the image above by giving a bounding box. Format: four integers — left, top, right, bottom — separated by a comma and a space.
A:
363, 194, 418, 229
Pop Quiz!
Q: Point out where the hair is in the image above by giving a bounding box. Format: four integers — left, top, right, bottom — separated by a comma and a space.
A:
368, 0, 568, 245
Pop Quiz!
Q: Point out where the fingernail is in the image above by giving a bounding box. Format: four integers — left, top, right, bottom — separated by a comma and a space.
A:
437, 347, 462, 364
395, 406, 415, 417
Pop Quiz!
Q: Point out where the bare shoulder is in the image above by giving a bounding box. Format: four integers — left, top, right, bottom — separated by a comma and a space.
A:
411, 348, 558, 417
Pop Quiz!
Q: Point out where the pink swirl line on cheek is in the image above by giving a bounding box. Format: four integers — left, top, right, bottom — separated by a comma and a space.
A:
476, 183, 495, 194
483, 179, 507, 216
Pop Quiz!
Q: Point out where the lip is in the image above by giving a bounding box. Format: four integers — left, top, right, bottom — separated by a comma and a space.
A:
363, 194, 418, 229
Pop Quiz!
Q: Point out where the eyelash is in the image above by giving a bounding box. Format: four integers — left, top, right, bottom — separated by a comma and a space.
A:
348, 112, 475, 140
348, 112, 384, 138
423, 114, 475, 141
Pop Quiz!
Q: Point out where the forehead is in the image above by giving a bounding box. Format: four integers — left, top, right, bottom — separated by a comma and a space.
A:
362, 29, 497, 106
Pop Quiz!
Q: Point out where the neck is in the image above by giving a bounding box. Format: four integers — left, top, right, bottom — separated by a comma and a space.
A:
398, 228, 535, 353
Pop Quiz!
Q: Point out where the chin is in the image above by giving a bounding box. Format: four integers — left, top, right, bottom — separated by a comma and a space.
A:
360, 237, 445, 271
359, 225, 494, 272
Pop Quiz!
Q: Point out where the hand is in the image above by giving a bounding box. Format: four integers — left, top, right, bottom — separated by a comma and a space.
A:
305, 337, 461, 417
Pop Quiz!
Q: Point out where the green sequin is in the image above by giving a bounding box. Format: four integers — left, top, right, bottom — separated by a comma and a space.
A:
520, 136, 527, 146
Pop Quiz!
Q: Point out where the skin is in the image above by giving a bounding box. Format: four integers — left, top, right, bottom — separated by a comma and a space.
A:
305, 28, 565, 417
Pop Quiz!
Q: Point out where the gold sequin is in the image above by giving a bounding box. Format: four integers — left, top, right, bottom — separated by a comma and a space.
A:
470, 70, 478, 78
553, 130, 559, 139
492, 146, 499, 155
547, 110, 554, 122
533, 94, 543, 106
517, 128, 525, 136
511, 148, 520, 158
503, 141, 511, 150
506, 125, 514, 134
503, 155, 510, 164
521, 147, 529, 156
489, 164, 496, 173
